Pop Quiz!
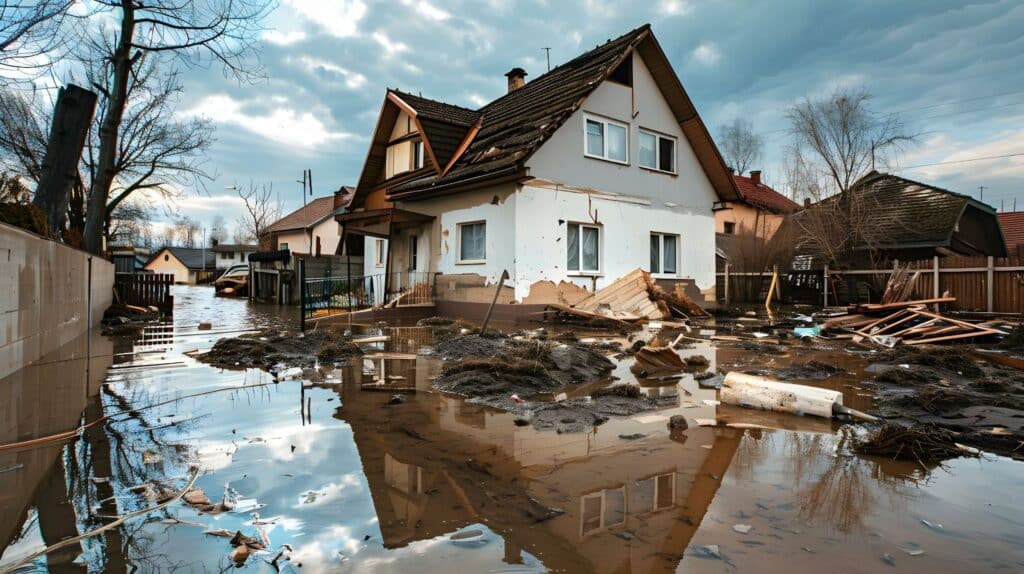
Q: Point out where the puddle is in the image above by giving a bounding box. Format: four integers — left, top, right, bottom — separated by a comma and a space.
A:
1, 286, 1022, 572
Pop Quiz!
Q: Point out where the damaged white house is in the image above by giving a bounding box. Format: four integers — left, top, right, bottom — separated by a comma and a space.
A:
338, 24, 739, 316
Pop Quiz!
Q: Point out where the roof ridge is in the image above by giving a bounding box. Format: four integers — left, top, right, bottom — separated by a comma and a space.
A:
477, 23, 651, 113
388, 88, 480, 115
860, 171, 979, 203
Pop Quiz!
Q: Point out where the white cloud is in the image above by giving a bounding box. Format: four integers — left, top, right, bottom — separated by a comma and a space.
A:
901, 129, 1024, 180
400, 0, 450, 21
182, 94, 355, 149
373, 31, 408, 55
466, 93, 488, 107
297, 56, 367, 89
262, 30, 307, 45
691, 42, 721, 66
283, 0, 366, 38
661, 0, 693, 16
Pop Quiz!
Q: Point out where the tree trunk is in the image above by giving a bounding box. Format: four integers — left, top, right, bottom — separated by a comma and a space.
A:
32, 84, 97, 236
82, 0, 134, 254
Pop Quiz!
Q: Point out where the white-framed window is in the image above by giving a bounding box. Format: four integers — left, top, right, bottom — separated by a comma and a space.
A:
279, 242, 288, 251
584, 114, 628, 164
639, 129, 676, 173
650, 232, 679, 275
375, 239, 386, 267
567, 222, 601, 274
457, 221, 486, 263
413, 140, 425, 169
580, 486, 626, 537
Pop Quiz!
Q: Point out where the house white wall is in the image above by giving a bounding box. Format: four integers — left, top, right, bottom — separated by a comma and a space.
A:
311, 218, 341, 256
214, 248, 255, 269
274, 230, 307, 253
526, 51, 719, 211
514, 184, 715, 300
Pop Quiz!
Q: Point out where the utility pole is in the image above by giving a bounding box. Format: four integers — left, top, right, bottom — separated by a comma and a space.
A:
979, 186, 987, 202
543, 47, 551, 72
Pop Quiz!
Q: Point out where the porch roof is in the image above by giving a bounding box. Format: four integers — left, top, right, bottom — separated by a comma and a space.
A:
336, 208, 434, 238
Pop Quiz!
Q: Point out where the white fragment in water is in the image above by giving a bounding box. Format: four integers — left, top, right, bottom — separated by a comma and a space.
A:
733, 524, 752, 534
694, 418, 717, 426
902, 549, 925, 556
702, 399, 721, 406
920, 519, 943, 530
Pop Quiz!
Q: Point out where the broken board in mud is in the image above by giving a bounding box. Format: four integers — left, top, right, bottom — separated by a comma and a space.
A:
576, 268, 666, 320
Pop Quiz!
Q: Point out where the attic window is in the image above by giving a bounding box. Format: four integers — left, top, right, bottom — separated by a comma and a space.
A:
608, 56, 633, 86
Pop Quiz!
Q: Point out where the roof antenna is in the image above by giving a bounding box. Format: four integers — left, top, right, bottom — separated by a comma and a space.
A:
543, 47, 551, 72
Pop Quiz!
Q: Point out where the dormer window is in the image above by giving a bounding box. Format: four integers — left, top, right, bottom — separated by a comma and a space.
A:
385, 138, 425, 179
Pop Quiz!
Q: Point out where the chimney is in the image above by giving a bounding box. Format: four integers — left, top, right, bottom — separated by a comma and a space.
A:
750, 170, 761, 185
505, 67, 527, 93
803, 197, 811, 208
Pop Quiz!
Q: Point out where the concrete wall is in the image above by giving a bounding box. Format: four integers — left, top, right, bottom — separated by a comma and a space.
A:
0, 222, 114, 380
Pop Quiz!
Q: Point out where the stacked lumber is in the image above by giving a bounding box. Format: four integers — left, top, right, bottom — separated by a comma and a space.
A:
822, 297, 1008, 346
543, 268, 710, 324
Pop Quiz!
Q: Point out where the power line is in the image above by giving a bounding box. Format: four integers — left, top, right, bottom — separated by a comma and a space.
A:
894, 151, 1024, 171
888, 87, 1024, 114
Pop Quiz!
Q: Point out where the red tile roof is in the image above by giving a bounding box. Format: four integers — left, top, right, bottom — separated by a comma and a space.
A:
998, 211, 1024, 249
265, 196, 336, 234
733, 174, 801, 214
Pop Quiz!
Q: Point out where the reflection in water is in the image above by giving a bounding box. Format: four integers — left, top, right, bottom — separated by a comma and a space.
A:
2, 286, 1022, 573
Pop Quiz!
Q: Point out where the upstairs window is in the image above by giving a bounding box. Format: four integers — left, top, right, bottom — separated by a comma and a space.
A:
650, 232, 678, 275
413, 140, 425, 169
723, 222, 736, 235
639, 130, 676, 173
584, 115, 628, 164
567, 223, 601, 273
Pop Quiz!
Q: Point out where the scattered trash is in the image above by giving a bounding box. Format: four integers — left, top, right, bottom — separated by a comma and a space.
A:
693, 545, 723, 560
882, 553, 895, 566
793, 326, 820, 338
198, 322, 212, 330
449, 529, 485, 544
920, 519, 944, 530
902, 548, 925, 556
732, 524, 752, 534
694, 419, 717, 427
668, 415, 688, 430
387, 394, 405, 405
721, 372, 878, 422
618, 433, 646, 440
855, 424, 975, 462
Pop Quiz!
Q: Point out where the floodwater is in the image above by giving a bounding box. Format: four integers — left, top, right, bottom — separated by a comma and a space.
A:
1, 286, 1022, 573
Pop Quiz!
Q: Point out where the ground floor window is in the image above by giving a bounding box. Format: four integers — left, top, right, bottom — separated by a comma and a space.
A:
650, 232, 678, 275
409, 234, 418, 271
458, 221, 486, 263
567, 223, 601, 273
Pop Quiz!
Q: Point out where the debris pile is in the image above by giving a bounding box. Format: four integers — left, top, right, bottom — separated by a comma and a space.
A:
543, 268, 709, 326
101, 303, 162, 337
854, 423, 975, 463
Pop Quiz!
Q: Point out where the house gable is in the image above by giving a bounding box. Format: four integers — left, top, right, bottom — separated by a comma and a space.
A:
525, 50, 719, 210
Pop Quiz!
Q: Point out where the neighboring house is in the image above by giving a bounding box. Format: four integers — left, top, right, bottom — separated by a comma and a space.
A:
339, 24, 739, 310
780, 171, 1007, 266
212, 243, 257, 269
716, 171, 801, 237
997, 211, 1024, 257
144, 246, 216, 284
265, 187, 354, 256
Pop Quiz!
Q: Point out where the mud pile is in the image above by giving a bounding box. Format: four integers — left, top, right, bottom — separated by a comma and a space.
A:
866, 345, 1024, 458
434, 335, 615, 400
199, 329, 363, 370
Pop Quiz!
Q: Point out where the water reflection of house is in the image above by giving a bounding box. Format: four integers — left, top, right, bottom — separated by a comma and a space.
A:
332, 343, 742, 573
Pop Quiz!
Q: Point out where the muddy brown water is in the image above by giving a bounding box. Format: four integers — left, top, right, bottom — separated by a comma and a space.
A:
1, 286, 1021, 573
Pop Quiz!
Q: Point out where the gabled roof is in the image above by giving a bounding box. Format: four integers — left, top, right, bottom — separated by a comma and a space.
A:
265, 196, 337, 234
733, 175, 801, 214
146, 246, 216, 270
784, 171, 1007, 261
997, 212, 1024, 249
354, 24, 738, 203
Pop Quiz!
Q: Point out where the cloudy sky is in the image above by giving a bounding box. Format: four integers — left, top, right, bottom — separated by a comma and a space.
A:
166, 0, 1024, 235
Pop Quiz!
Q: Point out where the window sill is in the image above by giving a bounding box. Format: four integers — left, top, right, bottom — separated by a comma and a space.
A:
567, 271, 603, 278
639, 165, 678, 176
651, 273, 680, 280
455, 260, 486, 265
583, 153, 630, 166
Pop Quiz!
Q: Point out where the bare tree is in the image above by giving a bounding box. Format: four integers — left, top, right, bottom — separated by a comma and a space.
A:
107, 199, 152, 246
209, 214, 226, 244
0, 0, 74, 67
41, 0, 275, 253
787, 86, 915, 194
235, 182, 281, 245
0, 171, 30, 201
0, 86, 48, 179
718, 118, 764, 176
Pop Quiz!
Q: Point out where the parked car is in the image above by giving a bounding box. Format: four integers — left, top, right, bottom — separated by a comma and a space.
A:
214, 263, 250, 297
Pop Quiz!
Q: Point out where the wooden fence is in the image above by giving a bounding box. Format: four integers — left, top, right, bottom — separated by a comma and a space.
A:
719, 255, 1024, 313
114, 273, 174, 312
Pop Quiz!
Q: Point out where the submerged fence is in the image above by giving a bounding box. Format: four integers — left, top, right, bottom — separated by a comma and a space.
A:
300, 268, 434, 327
718, 255, 1024, 313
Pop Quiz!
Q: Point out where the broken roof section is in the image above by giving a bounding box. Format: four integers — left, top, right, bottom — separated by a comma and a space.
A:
786, 171, 1007, 262
354, 24, 738, 204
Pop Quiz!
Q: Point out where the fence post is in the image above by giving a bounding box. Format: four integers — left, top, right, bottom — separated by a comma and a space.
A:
299, 258, 306, 332
932, 256, 940, 299
823, 263, 829, 307
987, 255, 994, 313
723, 262, 731, 306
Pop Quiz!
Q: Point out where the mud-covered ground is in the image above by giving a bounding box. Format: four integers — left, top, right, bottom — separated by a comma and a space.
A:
198, 328, 363, 370
863, 346, 1024, 457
